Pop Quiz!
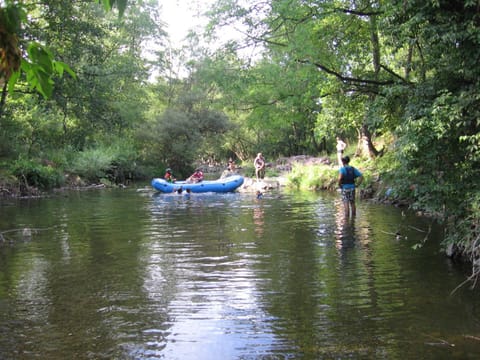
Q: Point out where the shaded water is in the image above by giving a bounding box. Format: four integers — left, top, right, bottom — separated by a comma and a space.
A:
0, 187, 479, 359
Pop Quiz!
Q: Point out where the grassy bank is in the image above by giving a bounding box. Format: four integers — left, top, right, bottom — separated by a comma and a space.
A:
283, 157, 377, 198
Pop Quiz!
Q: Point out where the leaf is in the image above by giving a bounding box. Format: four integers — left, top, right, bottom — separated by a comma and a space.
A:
7, 70, 20, 93
53, 61, 77, 79
36, 70, 54, 98
20, 58, 53, 98
27, 43, 54, 74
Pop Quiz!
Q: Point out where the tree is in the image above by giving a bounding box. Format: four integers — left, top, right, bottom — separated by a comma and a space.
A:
1, 0, 165, 152
0, 0, 128, 106
206, 0, 404, 157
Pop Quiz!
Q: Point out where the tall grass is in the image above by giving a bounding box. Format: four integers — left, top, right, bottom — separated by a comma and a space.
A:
286, 163, 339, 191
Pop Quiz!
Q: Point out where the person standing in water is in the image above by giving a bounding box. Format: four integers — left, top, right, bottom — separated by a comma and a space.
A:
254, 153, 266, 180
338, 156, 363, 216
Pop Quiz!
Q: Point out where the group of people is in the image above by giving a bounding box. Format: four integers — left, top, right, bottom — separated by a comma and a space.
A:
164, 168, 204, 184
164, 153, 266, 184
163, 138, 362, 217
225, 154, 265, 181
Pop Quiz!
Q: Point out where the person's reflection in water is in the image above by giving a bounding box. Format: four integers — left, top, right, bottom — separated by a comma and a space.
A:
253, 194, 265, 236
334, 200, 356, 253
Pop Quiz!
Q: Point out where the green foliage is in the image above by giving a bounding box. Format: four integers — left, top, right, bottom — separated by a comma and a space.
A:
240, 161, 280, 179
68, 141, 139, 183
286, 164, 338, 191
1, 0, 163, 184
284, 158, 374, 193
443, 192, 480, 260
10, 158, 64, 190
138, 86, 233, 176
96, 0, 128, 16
265, 167, 280, 178
393, 86, 480, 217
1, 0, 125, 100
14, 43, 76, 98
69, 148, 114, 183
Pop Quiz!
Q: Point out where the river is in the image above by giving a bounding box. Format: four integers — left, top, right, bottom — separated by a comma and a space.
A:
0, 186, 479, 359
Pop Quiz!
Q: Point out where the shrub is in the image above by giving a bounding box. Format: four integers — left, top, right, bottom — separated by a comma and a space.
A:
68, 141, 140, 184
10, 158, 64, 190
287, 163, 338, 190
69, 148, 114, 183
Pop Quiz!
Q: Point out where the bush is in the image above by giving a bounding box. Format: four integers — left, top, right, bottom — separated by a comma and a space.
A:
287, 163, 338, 190
68, 141, 140, 184
69, 148, 114, 183
10, 158, 65, 190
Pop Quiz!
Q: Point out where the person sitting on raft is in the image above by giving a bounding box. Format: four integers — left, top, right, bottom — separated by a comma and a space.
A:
186, 168, 204, 183
228, 158, 236, 172
164, 168, 175, 183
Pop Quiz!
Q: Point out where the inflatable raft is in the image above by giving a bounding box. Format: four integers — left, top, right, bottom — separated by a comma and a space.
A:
151, 175, 244, 193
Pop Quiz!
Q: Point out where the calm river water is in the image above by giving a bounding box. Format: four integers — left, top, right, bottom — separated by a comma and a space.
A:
1, 186, 480, 359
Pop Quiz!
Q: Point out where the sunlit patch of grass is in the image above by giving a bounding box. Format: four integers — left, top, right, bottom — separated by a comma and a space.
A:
286, 163, 338, 191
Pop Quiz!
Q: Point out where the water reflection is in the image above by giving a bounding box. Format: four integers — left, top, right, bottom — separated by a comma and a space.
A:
1, 189, 480, 359
334, 199, 356, 250
253, 205, 265, 237
143, 192, 288, 359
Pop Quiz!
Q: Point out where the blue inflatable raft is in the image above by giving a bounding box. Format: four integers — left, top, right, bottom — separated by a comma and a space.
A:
151, 175, 244, 193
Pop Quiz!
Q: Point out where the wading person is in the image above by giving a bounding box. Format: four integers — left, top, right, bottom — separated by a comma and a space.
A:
254, 152, 265, 181
338, 156, 363, 216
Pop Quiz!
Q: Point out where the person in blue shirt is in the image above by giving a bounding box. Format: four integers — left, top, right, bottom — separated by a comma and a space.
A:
338, 156, 363, 216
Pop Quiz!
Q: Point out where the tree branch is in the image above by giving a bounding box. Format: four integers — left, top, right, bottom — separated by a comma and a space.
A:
296, 59, 395, 86
380, 64, 413, 84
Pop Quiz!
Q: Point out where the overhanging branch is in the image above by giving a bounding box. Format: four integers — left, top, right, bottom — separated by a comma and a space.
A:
296, 59, 395, 86
297, 59, 414, 88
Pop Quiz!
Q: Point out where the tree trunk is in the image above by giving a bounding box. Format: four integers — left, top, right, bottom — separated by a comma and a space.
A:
356, 124, 379, 159
354, 11, 380, 160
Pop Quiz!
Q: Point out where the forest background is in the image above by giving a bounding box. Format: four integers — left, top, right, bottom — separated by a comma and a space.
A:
1, 0, 479, 277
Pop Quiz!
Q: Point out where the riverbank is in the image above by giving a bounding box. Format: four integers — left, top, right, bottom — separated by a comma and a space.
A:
0, 173, 124, 198
0, 154, 413, 207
